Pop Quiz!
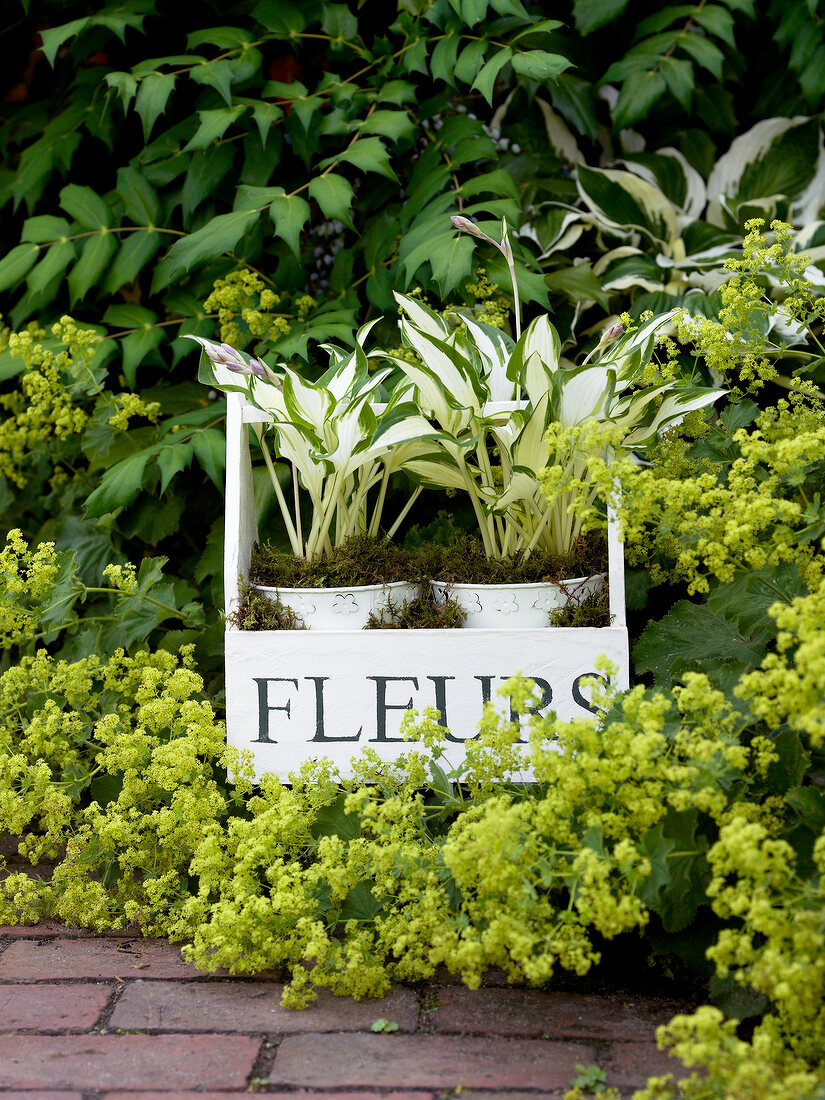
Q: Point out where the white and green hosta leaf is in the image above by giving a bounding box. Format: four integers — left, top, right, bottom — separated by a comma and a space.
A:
393, 292, 451, 340
280, 367, 334, 437
559, 365, 617, 426
616, 147, 706, 230
596, 310, 678, 377
706, 116, 823, 229
619, 385, 724, 447
402, 451, 469, 492
576, 164, 679, 247
507, 315, 562, 399
458, 315, 515, 401
397, 320, 487, 418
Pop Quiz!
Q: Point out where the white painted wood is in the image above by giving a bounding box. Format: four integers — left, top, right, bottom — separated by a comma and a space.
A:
224, 391, 631, 780
224, 392, 258, 619
225, 626, 630, 781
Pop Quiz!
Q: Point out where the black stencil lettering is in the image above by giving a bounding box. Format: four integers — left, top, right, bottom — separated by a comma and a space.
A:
252, 677, 298, 743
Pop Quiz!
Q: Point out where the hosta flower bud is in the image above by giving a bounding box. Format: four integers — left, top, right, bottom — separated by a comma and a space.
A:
450, 215, 492, 242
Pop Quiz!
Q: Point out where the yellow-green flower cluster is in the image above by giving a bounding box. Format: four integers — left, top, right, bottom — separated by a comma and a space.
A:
607, 397, 825, 593
203, 269, 291, 347
0, 316, 160, 488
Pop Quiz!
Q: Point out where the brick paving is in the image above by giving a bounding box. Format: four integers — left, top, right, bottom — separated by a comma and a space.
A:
0, 926, 692, 1099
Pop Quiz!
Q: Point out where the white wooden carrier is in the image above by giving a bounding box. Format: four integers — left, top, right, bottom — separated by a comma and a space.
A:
223, 392, 630, 781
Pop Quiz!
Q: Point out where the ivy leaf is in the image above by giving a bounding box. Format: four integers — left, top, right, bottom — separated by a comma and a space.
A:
183, 105, 247, 152
189, 60, 238, 106
253, 0, 308, 35
251, 101, 284, 146
192, 428, 226, 488
358, 109, 416, 142
21, 215, 71, 242
121, 326, 164, 388
678, 32, 725, 79
430, 32, 460, 84
39, 17, 91, 66
105, 230, 163, 293
323, 136, 397, 180
551, 73, 599, 138
160, 209, 260, 281
265, 192, 310, 257
429, 233, 475, 295
613, 68, 668, 129
135, 72, 176, 141
454, 40, 487, 84
511, 49, 571, 82
309, 174, 355, 229
26, 241, 76, 297
471, 48, 513, 105
0, 243, 40, 291
660, 55, 695, 110
60, 184, 112, 229
68, 232, 118, 305
116, 167, 160, 224
157, 440, 195, 494
573, 0, 631, 34
106, 71, 138, 112
187, 26, 256, 49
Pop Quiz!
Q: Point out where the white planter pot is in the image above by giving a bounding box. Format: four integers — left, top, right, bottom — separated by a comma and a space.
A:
223, 393, 630, 781
431, 574, 605, 629
252, 580, 419, 631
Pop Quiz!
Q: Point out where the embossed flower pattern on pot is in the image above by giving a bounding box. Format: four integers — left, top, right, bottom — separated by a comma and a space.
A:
531, 589, 561, 613
465, 592, 483, 615
332, 592, 359, 615
492, 591, 519, 614
289, 594, 317, 617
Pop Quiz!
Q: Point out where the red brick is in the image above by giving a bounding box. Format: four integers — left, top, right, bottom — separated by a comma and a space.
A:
431, 988, 686, 1041
0, 1093, 84, 1100
270, 1033, 597, 1090
105, 1094, 431, 1100
0, 1035, 259, 1090
109, 979, 419, 1033
605, 1040, 685, 1086
0, 983, 111, 1029
0, 937, 214, 980
0, 922, 109, 937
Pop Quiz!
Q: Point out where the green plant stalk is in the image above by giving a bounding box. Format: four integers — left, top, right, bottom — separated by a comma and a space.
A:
259, 435, 302, 556
385, 485, 423, 540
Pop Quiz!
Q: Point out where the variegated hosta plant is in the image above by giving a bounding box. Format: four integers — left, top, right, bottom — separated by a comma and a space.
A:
385, 296, 722, 559
527, 111, 825, 339
191, 331, 438, 561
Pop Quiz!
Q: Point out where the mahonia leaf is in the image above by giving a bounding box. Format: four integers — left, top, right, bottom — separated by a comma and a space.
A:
135, 72, 176, 141
309, 173, 355, 228
160, 209, 260, 281
323, 136, 398, 180
0, 243, 40, 291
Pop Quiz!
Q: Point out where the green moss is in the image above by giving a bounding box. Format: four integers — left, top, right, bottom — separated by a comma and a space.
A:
367, 587, 467, 629
249, 533, 418, 588
423, 530, 606, 585
227, 583, 308, 630
548, 587, 611, 628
